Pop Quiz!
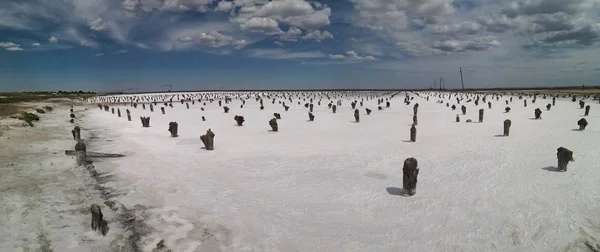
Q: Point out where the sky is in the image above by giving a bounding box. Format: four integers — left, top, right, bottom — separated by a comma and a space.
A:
1, 0, 599, 92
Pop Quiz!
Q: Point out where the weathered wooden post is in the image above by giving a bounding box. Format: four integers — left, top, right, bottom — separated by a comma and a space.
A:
534, 108, 542, 119
378, 106, 383, 110
456, 115, 460, 122
90, 204, 108, 236
505, 107, 511, 113
142, 104, 146, 110
200, 129, 215, 150
478, 109, 484, 123
117, 109, 121, 117
140, 117, 150, 127
488, 102, 492, 109
186, 103, 189, 109
579, 100, 585, 109
161, 107, 165, 114
451, 105, 456, 110
308, 112, 315, 121
332, 105, 337, 113
557, 147, 574, 171
546, 104, 551, 110
168, 122, 178, 137
410, 125, 416, 142
223, 106, 230, 113
150, 104, 154, 112
413, 103, 418, 115
461, 105, 466, 115
309, 104, 313, 112
126, 109, 131, 121
71, 126, 81, 141
413, 114, 418, 125
269, 118, 278, 132
524, 100, 527, 107
552, 97, 556, 106
284, 106, 289, 111
585, 105, 590, 116
202, 116, 206, 121
274, 113, 281, 119
111, 108, 115, 114
354, 109, 360, 122
386, 101, 390, 108
577, 118, 588, 130
219, 100, 222, 107
366, 108, 372, 115
234, 115, 245, 126
402, 158, 419, 196
351, 102, 356, 109
503, 119, 511, 136
75, 140, 86, 166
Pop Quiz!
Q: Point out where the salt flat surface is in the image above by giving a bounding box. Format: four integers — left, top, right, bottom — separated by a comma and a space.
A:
86, 92, 600, 252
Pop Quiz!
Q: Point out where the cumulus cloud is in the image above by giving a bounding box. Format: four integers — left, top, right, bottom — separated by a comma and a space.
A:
231, 0, 331, 32
0, 42, 19, 48
301, 29, 333, 41
540, 25, 600, 45
32, 42, 41, 46
234, 39, 248, 49
431, 21, 482, 35
431, 36, 501, 52
198, 30, 233, 47
330, 51, 376, 61
274, 41, 284, 46
6, 47, 24, 51
89, 18, 107, 31
240, 17, 283, 35
48, 36, 58, 43
351, 0, 455, 31
328, 54, 344, 60
216, 1, 234, 12
279, 26, 302, 41
249, 48, 325, 59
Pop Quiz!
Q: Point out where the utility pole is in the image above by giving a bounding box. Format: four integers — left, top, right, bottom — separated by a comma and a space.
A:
459, 67, 465, 90
439, 77, 442, 91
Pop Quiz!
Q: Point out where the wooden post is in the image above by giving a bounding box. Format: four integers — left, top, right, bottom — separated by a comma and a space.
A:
150, 104, 154, 112
585, 105, 590, 116
579, 100, 585, 109
534, 108, 542, 119
332, 105, 337, 113
488, 102, 492, 109
223, 106, 230, 113
200, 129, 215, 150
168, 122, 178, 137
524, 100, 527, 107
141, 117, 150, 127
503, 119, 511, 136
71, 126, 81, 141
557, 147, 574, 172
274, 113, 281, 119
546, 104, 551, 110
269, 118, 278, 132
461, 105, 466, 115
402, 158, 419, 196
90, 204, 108, 236
410, 125, 416, 142
161, 107, 165, 114
577, 118, 588, 130
117, 109, 121, 117
354, 109, 360, 122
552, 97, 556, 106
308, 112, 315, 121
413, 114, 418, 125
456, 115, 460, 122
75, 140, 86, 166
366, 108, 372, 115
234, 115, 245, 126
478, 109, 484, 123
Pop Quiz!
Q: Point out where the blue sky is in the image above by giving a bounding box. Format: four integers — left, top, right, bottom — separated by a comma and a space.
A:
1, 0, 599, 92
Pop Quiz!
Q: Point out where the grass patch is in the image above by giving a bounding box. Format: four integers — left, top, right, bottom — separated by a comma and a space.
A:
19, 112, 40, 126
0, 92, 95, 104
36, 108, 46, 114
43, 106, 53, 112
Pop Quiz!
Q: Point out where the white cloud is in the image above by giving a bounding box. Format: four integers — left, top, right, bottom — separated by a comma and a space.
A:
136, 43, 150, 49
301, 29, 333, 41
234, 39, 248, 49
6, 47, 24, 51
178, 36, 195, 42
431, 36, 501, 52
89, 18, 107, 31
198, 30, 234, 47
249, 48, 325, 59
94, 52, 104, 56
231, 0, 331, 32
345, 50, 377, 60
240, 17, 283, 35
279, 26, 302, 41
0, 42, 19, 48
48, 36, 58, 43
216, 1, 234, 12
274, 41, 284, 46
32, 42, 41, 47
329, 54, 344, 60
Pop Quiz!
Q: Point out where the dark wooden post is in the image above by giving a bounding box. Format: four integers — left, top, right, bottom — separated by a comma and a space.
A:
366, 108, 372, 115
557, 147, 574, 172
117, 108, 121, 117
186, 103, 190, 109
505, 107, 511, 113
111, 108, 115, 114
413, 104, 418, 115
274, 113, 281, 119
223, 106, 230, 113
456, 115, 460, 122
534, 108, 542, 119
332, 105, 337, 113
309, 104, 313, 112
402, 158, 419, 196
386, 101, 390, 108
585, 105, 590, 116
413, 114, 418, 125
308, 112, 315, 121
200, 129, 215, 150
126, 109, 131, 121
202, 116, 206, 121
478, 109, 484, 123
234, 115, 245, 126
75, 140, 86, 166
150, 104, 154, 112
140, 117, 150, 127
524, 100, 527, 107
161, 107, 165, 114
168, 122, 178, 137
72, 126, 81, 141
552, 97, 556, 106
577, 118, 588, 130
269, 118, 278, 132
579, 100, 585, 109
461, 105, 466, 115
90, 204, 108, 236
503, 119, 511, 136
410, 125, 416, 142
546, 104, 551, 110
488, 102, 491, 109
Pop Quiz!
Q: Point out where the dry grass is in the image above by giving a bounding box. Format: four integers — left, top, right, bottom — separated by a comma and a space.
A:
0, 104, 34, 117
